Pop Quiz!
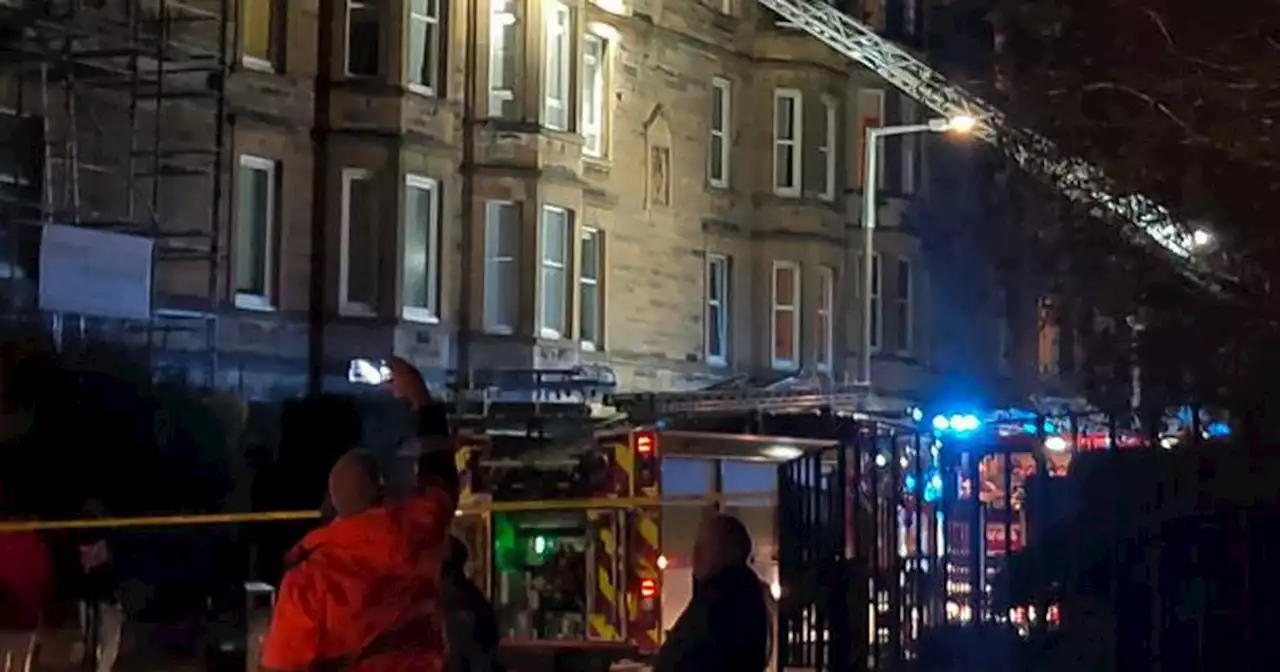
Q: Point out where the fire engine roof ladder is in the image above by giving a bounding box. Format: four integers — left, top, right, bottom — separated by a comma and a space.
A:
757, 0, 1232, 294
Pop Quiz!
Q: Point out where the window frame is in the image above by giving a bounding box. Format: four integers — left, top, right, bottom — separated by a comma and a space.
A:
538, 204, 571, 340
770, 260, 801, 370
708, 77, 731, 188
542, 0, 573, 132
487, 0, 519, 117
233, 154, 277, 311
406, 0, 443, 96
339, 167, 377, 316
818, 95, 837, 201
817, 265, 834, 371
772, 88, 803, 197
344, 0, 381, 78
401, 174, 441, 324
895, 257, 913, 353
240, 0, 277, 72
482, 200, 518, 334
705, 253, 730, 366
578, 227, 603, 350
581, 33, 607, 158
869, 252, 883, 352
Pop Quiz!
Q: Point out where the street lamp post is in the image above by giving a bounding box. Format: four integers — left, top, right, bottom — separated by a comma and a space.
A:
856, 115, 975, 388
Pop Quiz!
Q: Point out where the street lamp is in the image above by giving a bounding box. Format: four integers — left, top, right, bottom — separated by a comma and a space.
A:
856, 115, 975, 387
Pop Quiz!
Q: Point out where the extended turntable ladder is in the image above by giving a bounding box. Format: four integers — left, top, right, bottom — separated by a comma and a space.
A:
758, 0, 1229, 293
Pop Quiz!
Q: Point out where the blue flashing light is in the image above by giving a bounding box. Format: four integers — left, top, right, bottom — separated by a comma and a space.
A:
948, 414, 981, 433
931, 414, 950, 431
1206, 421, 1231, 438
910, 407, 924, 422
923, 471, 943, 504
905, 474, 918, 492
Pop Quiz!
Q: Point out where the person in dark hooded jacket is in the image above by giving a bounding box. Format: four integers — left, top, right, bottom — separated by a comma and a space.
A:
656, 514, 769, 672
441, 535, 501, 672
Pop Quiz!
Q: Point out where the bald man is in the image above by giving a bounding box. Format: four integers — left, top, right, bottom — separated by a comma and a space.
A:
657, 514, 770, 672
328, 449, 383, 518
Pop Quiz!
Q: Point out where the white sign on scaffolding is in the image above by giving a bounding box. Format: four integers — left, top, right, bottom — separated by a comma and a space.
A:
38, 224, 154, 320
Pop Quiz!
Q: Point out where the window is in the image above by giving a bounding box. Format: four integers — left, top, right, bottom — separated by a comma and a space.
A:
240, 0, 277, 70
895, 258, 913, 352
340, 168, 378, 315
402, 175, 440, 322
715, 0, 732, 15
346, 0, 380, 77
708, 78, 731, 187
488, 0, 519, 118
818, 96, 837, 201
706, 254, 729, 365
869, 253, 882, 350
581, 34, 607, 157
483, 201, 518, 333
539, 205, 570, 338
234, 155, 276, 309
771, 261, 800, 369
579, 228, 602, 349
856, 88, 885, 189
772, 89, 802, 196
817, 266, 834, 370
902, 134, 917, 194
407, 0, 442, 94
542, 0, 572, 131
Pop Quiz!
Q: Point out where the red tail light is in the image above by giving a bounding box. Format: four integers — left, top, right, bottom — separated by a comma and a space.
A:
635, 431, 656, 455
639, 578, 658, 599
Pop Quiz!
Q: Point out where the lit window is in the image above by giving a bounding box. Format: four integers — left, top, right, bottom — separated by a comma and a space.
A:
345, 0, 380, 77
581, 34, 607, 156
818, 96, 837, 201
708, 78, 731, 188
817, 266, 834, 370
542, 1, 572, 131
240, 0, 277, 70
402, 175, 440, 322
772, 89, 802, 196
539, 205, 571, 338
407, 0, 442, 94
771, 261, 800, 369
488, 0, 520, 118
339, 168, 378, 315
579, 228, 603, 348
706, 254, 729, 365
483, 201, 518, 333
234, 155, 277, 310
895, 258, 912, 352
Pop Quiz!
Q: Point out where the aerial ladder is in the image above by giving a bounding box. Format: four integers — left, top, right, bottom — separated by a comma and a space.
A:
756, 0, 1231, 294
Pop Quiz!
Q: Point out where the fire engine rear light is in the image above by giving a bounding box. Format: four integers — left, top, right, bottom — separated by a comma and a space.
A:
639, 578, 658, 599
635, 431, 656, 455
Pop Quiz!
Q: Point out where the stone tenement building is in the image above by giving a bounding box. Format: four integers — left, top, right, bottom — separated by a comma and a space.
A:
0, 0, 934, 403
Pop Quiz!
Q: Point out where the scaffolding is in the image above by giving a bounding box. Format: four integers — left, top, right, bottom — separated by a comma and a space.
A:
0, 0, 229, 382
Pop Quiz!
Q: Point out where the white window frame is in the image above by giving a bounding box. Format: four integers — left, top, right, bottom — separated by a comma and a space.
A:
538, 205, 571, 339
339, 167, 376, 316
401, 174, 440, 323
240, 0, 275, 72
233, 155, 276, 311
488, 0, 518, 117
718, 0, 732, 14
771, 260, 801, 370
581, 33, 607, 157
817, 266, 834, 371
819, 95, 837, 201
483, 200, 517, 334
345, 0, 379, 77
542, 0, 572, 131
406, 0, 442, 95
895, 258, 913, 353
870, 253, 883, 351
578, 227, 602, 350
772, 89, 803, 197
857, 88, 886, 188
705, 254, 729, 366
708, 77, 731, 188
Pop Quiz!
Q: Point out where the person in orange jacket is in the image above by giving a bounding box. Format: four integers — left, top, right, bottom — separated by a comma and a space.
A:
261, 357, 459, 672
